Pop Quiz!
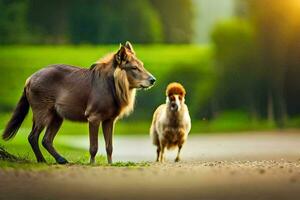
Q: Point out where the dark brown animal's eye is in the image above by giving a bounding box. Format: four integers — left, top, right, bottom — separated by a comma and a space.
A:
131, 66, 139, 71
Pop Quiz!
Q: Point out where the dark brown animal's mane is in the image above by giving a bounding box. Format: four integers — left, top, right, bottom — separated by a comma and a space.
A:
90, 53, 136, 118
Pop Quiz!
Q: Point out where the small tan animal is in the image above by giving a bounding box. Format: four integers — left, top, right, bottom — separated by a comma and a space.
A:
150, 82, 191, 162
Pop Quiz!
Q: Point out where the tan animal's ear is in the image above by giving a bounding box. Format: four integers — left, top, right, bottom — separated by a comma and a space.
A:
125, 41, 135, 54
116, 44, 127, 65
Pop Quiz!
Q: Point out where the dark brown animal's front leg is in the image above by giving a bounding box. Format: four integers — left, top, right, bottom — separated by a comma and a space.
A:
102, 119, 115, 164
89, 121, 100, 164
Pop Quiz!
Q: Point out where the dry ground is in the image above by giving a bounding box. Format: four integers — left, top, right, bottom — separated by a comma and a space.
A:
1, 131, 300, 200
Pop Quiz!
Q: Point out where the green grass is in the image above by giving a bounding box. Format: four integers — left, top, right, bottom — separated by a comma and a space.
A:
0, 45, 299, 136
0, 140, 150, 170
0, 124, 150, 169
191, 111, 277, 133
110, 161, 150, 167
0, 111, 298, 137
0, 45, 211, 109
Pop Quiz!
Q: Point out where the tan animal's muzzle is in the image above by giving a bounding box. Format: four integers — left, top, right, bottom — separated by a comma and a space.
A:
168, 94, 181, 112
170, 102, 178, 111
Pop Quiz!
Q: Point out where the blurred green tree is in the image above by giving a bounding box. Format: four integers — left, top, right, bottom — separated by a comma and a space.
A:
27, 0, 70, 43
210, 0, 300, 127
0, 0, 29, 44
150, 0, 195, 43
247, 0, 300, 127
1, 0, 196, 44
70, 0, 163, 44
211, 18, 262, 120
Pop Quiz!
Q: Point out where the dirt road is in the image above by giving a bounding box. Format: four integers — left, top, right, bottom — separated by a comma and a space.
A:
61, 131, 300, 162
1, 131, 300, 200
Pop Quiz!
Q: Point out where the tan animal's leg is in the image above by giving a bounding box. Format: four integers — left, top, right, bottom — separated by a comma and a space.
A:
89, 121, 100, 164
159, 143, 166, 163
102, 119, 115, 164
175, 145, 182, 162
156, 146, 161, 162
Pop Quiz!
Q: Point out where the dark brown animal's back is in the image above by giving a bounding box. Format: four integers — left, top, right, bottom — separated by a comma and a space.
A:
27, 64, 93, 123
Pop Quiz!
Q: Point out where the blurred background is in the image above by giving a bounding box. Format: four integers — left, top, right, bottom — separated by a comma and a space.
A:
0, 0, 300, 135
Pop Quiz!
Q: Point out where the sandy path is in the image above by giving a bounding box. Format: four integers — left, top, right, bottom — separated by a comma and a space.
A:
60, 131, 300, 161
1, 131, 300, 200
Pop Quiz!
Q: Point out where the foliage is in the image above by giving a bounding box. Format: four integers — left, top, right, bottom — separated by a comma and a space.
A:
0, 0, 29, 44
70, 0, 163, 44
0, 0, 194, 44
150, 0, 195, 43
211, 18, 262, 116
211, 8, 300, 127
246, 0, 300, 127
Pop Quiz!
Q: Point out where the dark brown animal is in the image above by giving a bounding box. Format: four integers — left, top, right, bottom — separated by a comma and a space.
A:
2, 42, 155, 164
150, 82, 191, 162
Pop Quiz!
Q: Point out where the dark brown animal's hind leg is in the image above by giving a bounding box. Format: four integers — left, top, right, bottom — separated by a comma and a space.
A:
28, 122, 46, 163
42, 115, 67, 164
89, 121, 99, 164
102, 119, 114, 164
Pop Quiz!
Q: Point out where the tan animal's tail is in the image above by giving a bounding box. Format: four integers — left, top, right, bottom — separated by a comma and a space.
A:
2, 89, 29, 140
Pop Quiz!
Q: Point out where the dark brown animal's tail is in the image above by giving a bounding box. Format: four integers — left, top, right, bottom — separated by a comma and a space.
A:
2, 89, 29, 140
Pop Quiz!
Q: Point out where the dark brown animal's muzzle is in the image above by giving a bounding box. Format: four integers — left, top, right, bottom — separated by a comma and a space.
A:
148, 76, 156, 85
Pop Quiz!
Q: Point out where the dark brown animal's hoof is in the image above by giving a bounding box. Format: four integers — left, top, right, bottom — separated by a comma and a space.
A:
56, 157, 68, 164
175, 157, 180, 162
37, 158, 46, 163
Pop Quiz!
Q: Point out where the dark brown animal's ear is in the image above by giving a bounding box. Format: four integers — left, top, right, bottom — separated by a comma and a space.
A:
116, 45, 127, 65
125, 41, 135, 54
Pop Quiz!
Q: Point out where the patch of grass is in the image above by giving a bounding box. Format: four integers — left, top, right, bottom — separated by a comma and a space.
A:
0, 145, 49, 170
191, 111, 277, 133
286, 116, 300, 129
0, 137, 149, 169
0, 151, 149, 170
0, 145, 19, 161
0, 160, 50, 170
109, 161, 150, 167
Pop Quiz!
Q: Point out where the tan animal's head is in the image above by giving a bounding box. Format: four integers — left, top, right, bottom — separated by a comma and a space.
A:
114, 41, 156, 90
166, 82, 186, 112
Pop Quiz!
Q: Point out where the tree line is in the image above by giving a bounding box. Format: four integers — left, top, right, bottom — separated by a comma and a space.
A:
209, 0, 300, 127
0, 0, 194, 44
